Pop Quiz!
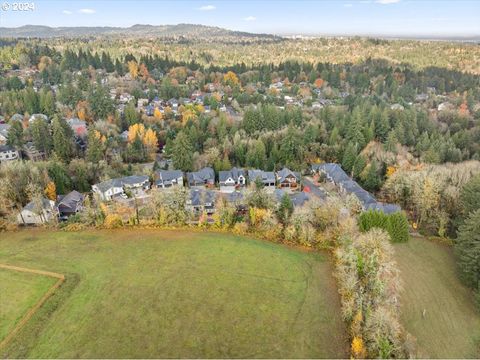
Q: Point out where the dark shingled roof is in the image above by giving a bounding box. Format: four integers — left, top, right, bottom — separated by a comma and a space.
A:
187, 167, 215, 185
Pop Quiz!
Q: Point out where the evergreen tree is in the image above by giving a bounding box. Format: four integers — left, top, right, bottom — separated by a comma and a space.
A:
6, 120, 24, 149
363, 162, 381, 192
29, 118, 52, 155
459, 175, 480, 218
277, 193, 294, 225
52, 116, 75, 162
172, 132, 194, 171
86, 128, 104, 163
246, 140, 267, 169
88, 85, 114, 120
39, 89, 55, 117
455, 209, 480, 292
342, 143, 357, 174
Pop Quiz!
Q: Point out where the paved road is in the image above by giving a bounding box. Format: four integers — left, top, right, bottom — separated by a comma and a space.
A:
303, 177, 327, 200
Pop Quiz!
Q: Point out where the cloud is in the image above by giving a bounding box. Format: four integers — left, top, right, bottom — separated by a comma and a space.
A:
62, 10, 73, 15
199, 5, 216, 11
344, 3, 353, 7
375, 0, 401, 3
243, 16, 256, 21
78, 8, 96, 14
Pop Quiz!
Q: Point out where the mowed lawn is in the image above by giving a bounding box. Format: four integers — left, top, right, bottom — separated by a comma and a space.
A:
0, 229, 347, 358
0, 268, 56, 341
395, 237, 480, 358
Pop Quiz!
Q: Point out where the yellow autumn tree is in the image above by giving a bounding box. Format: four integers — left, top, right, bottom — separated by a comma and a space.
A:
386, 166, 396, 177
351, 336, 367, 359
143, 128, 158, 160
128, 123, 146, 143
44, 181, 56, 201
128, 60, 139, 79
223, 71, 239, 86
153, 107, 163, 120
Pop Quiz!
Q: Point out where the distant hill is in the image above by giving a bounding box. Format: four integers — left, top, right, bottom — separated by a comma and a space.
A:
0, 24, 280, 40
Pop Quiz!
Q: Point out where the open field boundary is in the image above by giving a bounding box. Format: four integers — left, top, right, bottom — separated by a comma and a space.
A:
0, 264, 65, 351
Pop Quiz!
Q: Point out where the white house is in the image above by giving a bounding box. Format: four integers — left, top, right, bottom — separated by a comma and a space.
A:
92, 175, 150, 201
17, 198, 56, 225
219, 168, 246, 193
0, 145, 19, 163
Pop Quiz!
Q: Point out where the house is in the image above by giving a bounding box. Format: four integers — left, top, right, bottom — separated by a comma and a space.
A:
276, 168, 300, 191
92, 175, 150, 201
10, 113, 24, 123
365, 202, 401, 214
67, 118, 87, 138
247, 169, 276, 192
28, 113, 48, 123
339, 180, 377, 208
223, 191, 248, 214
57, 190, 84, 220
120, 130, 129, 142
219, 167, 246, 193
0, 145, 19, 162
155, 170, 184, 189
23, 142, 45, 161
0, 123, 10, 145
312, 163, 350, 185
187, 189, 216, 216
187, 167, 215, 188
273, 189, 310, 208
17, 198, 56, 225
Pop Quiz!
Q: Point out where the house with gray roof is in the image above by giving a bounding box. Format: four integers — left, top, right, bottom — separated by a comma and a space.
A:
17, 198, 56, 225
247, 169, 276, 192
155, 170, 184, 189
92, 175, 150, 201
186, 167, 215, 188
219, 167, 246, 193
0, 123, 10, 145
57, 190, 84, 220
273, 189, 310, 208
312, 163, 350, 185
365, 202, 401, 214
276, 168, 300, 191
186, 189, 216, 216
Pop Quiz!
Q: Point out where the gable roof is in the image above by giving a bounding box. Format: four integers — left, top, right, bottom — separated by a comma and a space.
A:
313, 163, 350, 183
247, 169, 275, 184
219, 167, 245, 183
189, 189, 216, 206
276, 168, 300, 183
57, 190, 84, 211
187, 167, 215, 184
23, 197, 53, 212
156, 170, 183, 183
94, 175, 149, 192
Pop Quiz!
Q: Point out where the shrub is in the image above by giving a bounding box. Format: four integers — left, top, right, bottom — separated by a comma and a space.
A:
359, 210, 410, 243
103, 214, 123, 229
387, 212, 410, 243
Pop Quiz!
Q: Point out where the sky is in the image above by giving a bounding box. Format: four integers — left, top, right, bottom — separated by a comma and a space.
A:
0, 0, 479, 37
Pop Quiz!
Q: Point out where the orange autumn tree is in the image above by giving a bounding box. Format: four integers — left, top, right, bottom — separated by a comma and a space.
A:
314, 78, 324, 88
139, 63, 149, 81
153, 107, 163, 121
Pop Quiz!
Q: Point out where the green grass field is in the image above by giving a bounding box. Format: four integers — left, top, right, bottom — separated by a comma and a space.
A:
0, 229, 348, 358
0, 268, 56, 341
394, 237, 480, 358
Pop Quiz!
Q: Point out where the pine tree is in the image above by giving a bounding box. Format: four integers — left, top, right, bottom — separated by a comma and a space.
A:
342, 143, 357, 174
455, 209, 480, 291
277, 193, 294, 225
172, 132, 194, 171
363, 162, 381, 192
52, 116, 74, 162
460, 175, 480, 219
86, 129, 104, 163
30, 118, 52, 155
6, 120, 24, 149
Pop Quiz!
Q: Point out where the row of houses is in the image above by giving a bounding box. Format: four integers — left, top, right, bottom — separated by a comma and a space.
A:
311, 163, 400, 214
17, 190, 85, 225
93, 167, 301, 201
